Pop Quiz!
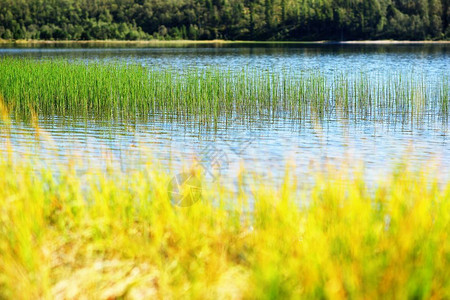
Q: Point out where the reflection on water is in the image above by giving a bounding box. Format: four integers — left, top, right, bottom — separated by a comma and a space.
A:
1, 43, 448, 76
1, 114, 449, 182
0, 44, 449, 180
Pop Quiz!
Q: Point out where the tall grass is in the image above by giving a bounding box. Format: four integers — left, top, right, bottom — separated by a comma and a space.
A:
0, 58, 448, 124
0, 153, 449, 299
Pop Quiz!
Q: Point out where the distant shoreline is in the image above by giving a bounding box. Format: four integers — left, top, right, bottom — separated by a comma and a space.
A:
0, 39, 449, 45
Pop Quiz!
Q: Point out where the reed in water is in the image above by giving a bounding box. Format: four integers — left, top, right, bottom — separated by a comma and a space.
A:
0, 58, 448, 125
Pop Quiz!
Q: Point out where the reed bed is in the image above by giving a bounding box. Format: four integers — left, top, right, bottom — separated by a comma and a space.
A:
0, 58, 448, 124
0, 153, 449, 299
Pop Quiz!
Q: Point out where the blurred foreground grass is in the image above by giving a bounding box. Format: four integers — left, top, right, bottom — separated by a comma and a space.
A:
0, 154, 449, 299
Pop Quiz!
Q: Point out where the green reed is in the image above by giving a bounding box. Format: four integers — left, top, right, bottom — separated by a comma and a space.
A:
0, 58, 448, 124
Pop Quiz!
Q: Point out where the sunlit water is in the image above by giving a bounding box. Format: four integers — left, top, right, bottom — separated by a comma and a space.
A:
0, 43, 449, 184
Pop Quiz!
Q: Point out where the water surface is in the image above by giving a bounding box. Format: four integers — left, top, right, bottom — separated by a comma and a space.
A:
0, 43, 449, 182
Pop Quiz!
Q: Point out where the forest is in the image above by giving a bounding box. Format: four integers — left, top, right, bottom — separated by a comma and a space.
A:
0, 0, 448, 41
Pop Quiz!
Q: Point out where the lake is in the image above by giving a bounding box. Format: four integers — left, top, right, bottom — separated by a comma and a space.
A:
1, 43, 449, 182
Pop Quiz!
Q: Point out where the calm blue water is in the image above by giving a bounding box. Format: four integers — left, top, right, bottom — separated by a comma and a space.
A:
1, 43, 448, 75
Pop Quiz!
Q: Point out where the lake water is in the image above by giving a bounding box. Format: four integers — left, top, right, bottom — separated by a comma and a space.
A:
1, 43, 449, 182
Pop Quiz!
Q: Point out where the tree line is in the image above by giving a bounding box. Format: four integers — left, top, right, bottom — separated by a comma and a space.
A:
0, 0, 448, 41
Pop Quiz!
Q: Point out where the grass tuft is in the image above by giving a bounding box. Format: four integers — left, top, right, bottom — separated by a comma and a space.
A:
0, 58, 448, 125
